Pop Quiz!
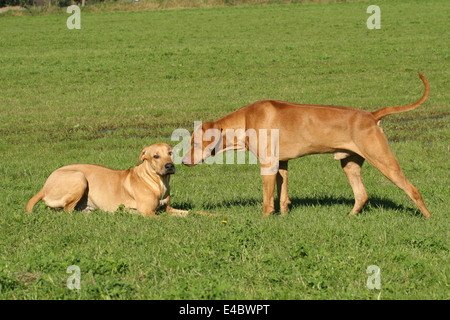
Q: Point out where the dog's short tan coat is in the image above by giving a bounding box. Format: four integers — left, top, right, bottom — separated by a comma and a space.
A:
26, 143, 186, 216
182, 73, 431, 218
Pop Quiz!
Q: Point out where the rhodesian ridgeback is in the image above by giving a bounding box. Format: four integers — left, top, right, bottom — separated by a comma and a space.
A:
182, 73, 431, 218
26, 143, 187, 216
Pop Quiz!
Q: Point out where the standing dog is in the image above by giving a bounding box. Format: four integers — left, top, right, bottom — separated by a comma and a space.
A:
26, 143, 187, 216
182, 73, 431, 218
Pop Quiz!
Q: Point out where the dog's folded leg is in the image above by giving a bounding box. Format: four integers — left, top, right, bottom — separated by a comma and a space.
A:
137, 201, 159, 217
44, 170, 88, 213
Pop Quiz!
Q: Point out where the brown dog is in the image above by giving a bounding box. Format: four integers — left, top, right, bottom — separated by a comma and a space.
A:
26, 143, 187, 216
182, 73, 431, 218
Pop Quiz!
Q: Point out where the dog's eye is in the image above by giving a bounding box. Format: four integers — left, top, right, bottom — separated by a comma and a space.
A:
153, 154, 160, 159
168, 151, 173, 156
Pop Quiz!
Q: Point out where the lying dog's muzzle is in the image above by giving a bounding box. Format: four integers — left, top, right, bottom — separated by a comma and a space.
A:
165, 163, 175, 174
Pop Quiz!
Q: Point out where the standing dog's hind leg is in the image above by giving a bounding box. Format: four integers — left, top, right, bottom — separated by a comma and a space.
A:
276, 161, 291, 214
338, 153, 368, 216
356, 130, 431, 218
262, 173, 277, 217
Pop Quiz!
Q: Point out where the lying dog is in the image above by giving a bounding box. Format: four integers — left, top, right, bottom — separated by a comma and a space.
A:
182, 73, 431, 218
26, 143, 187, 216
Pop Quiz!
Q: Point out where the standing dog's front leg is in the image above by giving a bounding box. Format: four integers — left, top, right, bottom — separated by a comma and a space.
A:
276, 160, 291, 214
262, 174, 277, 216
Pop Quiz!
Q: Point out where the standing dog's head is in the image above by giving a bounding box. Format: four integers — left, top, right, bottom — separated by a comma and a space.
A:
137, 143, 175, 175
182, 122, 223, 167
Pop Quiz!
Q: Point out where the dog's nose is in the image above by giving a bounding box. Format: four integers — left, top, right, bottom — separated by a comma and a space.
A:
165, 163, 175, 170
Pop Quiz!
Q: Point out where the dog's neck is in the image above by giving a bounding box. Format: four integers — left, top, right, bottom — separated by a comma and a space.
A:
133, 162, 170, 199
212, 118, 248, 154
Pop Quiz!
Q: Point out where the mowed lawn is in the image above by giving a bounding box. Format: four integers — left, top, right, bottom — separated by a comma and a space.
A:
0, 0, 448, 299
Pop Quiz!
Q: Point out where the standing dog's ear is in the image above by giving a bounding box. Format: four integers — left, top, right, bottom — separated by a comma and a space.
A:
136, 149, 148, 166
210, 128, 223, 156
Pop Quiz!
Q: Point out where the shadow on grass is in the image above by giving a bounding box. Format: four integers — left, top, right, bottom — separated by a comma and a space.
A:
287, 195, 420, 217
173, 198, 261, 212
176, 195, 421, 217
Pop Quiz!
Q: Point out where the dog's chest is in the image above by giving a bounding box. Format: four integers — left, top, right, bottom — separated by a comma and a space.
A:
159, 198, 169, 208
157, 180, 170, 208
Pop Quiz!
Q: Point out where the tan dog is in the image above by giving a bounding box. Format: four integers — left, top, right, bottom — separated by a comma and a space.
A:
26, 143, 187, 216
182, 73, 431, 218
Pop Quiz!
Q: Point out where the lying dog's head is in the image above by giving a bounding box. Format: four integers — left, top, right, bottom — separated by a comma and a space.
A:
137, 143, 175, 175
182, 122, 222, 167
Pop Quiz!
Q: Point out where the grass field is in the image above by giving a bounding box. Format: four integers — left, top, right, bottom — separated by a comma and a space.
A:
0, 0, 449, 300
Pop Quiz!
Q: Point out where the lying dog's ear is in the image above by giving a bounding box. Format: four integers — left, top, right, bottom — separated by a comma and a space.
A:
136, 149, 148, 166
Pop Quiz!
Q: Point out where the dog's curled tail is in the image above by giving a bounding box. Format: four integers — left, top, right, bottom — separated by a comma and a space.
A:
371, 72, 429, 121
25, 189, 44, 213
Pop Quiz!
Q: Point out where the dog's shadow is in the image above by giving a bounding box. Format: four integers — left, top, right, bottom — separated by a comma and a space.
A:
175, 195, 420, 217
286, 195, 420, 217
172, 198, 260, 212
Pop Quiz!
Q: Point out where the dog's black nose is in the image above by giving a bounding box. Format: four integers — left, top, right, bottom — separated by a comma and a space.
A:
165, 163, 175, 170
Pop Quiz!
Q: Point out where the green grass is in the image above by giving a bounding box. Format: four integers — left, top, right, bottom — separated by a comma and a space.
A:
0, 0, 449, 299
